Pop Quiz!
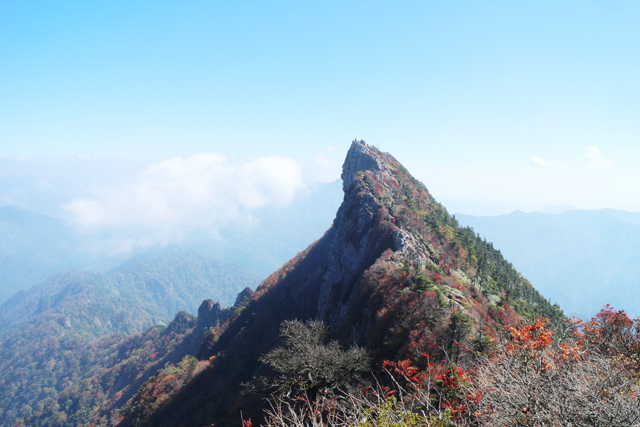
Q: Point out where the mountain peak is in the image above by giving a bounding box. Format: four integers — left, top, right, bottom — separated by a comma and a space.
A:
113, 141, 564, 427
341, 139, 383, 191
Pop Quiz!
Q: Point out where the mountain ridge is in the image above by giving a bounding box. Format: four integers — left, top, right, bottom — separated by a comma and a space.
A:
117, 141, 562, 426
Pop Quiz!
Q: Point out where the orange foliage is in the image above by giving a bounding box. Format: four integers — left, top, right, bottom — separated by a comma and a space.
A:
505, 317, 553, 353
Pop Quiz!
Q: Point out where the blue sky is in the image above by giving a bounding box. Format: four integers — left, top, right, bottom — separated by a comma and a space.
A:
2, 1, 640, 217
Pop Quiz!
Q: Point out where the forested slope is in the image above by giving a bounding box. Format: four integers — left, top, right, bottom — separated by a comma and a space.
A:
0, 247, 258, 426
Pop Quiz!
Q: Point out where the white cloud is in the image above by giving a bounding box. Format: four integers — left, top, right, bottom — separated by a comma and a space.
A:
64, 153, 305, 250
77, 153, 92, 160
530, 156, 564, 167
586, 145, 613, 169
531, 156, 550, 166
66, 199, 106, 229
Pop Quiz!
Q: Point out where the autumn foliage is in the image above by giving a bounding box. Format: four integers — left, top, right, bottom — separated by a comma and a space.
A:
259, 306, 640, 427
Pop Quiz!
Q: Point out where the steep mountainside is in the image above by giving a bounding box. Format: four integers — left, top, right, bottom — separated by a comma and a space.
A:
0, 247, 258, 427
118, 141, 562, 427
0, 311, 199, 427
456, 209, 640, 318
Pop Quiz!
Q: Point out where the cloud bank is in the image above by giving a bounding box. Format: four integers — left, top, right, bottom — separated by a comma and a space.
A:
586, 146, 613, 169
64, 153, 305, 251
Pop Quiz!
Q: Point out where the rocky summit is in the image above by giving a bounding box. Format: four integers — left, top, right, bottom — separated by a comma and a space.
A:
116, 141, 562, 427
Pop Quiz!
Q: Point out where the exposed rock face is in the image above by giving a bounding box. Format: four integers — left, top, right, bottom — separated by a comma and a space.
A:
317, 140, 442, 339
340, 140, 381, 191
317, 177, 386, 327
197, 299, 227, 329
196, 287, 252, 333
234, 287, 253, 306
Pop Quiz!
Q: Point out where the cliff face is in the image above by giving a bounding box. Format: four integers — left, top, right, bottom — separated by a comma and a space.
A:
314, 140, 561, 351
318, 141, 437, 334
340, 141, 382, 191
121, 141, 563, 427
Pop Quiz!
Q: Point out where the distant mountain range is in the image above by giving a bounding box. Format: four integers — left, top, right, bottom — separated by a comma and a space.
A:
439, 198, 578, 216
0, 205, 103, 303
4, 173, 638, 322
0, 245, 260, 337
456, 209, 640, 318
0, 180, 343, 305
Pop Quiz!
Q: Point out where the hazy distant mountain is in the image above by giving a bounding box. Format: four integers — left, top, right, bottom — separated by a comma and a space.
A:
0, 181, 342, 304
439, 198, 544, 216
0, 245, 260, 338
0, 205, 108, 304
456, 209, 640, 318
440, 199, 578, 216
533, 203, 578, 214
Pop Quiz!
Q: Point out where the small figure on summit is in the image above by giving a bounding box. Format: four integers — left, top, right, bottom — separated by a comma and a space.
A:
353, 138, 368, 148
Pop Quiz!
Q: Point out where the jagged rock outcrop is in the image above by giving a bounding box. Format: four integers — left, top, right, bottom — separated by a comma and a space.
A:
318, 141, 443, 334
340, 139, 382, 191
234, 287, 254, 306
197, 299, 227, 329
